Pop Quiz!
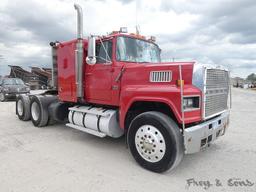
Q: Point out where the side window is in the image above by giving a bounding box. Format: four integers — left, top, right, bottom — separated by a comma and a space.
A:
96, 40, 112, 64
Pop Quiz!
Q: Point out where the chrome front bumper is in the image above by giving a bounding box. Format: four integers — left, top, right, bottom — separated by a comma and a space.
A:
184, 111, 229, 154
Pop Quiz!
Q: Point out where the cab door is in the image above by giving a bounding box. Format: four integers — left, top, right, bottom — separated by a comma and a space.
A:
85, 40, 113, 104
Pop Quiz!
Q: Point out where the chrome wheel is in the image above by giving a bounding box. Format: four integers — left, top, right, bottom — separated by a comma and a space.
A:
31, 102, 40, 121
135, 125, 166, 163
17, 99, 24, 116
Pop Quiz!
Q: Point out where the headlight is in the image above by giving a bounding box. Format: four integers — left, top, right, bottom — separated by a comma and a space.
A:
183, 96, 200, 111
26, 87, 30, 91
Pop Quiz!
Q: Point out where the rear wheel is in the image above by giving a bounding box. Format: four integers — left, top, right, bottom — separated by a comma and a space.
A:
16, 94, 31, 121
30, 96, 49, 127
0, 92, 6, 102
30, 95, 58, 127
128, 111, 184, 173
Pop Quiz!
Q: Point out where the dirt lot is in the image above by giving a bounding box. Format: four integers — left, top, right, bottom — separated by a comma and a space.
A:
0, 88, 255, 192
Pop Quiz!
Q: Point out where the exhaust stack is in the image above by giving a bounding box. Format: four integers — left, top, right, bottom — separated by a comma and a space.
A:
50, 42, 58, 89
74, 4, 83, 39
74, 4, 84, 99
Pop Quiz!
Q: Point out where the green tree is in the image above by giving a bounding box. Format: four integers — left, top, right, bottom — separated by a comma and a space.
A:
246, 73, 256, 82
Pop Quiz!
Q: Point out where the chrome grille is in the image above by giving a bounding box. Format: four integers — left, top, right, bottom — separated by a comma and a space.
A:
205, 69, 229, 118
150, 71, 172, 82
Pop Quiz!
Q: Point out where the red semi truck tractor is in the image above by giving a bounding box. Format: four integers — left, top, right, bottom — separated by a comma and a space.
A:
15, 4, 230, 172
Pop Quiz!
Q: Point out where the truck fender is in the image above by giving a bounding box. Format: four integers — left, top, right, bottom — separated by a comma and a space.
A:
119, 97, 181, 130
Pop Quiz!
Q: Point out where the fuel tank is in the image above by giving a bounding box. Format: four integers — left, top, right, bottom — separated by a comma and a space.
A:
67, 105, 124, 138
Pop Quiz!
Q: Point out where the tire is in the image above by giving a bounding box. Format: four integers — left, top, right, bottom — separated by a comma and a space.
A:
16, 94, 31, 121
127, 111, 184, 173
30, 95, 58, 127
30, 96, 49, 127
0, 92, 6, 102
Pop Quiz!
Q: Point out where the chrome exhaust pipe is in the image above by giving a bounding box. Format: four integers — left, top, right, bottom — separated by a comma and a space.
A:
74, 4, 83, 39
74, 4, 84, 99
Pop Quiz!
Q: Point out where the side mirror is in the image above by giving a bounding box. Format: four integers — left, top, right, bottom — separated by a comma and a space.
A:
86, 36, 96, 65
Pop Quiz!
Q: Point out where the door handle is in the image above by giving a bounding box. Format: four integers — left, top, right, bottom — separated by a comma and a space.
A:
85, 73, 92, 76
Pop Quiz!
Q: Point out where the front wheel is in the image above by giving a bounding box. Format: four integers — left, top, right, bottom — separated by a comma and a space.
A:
0, 92, 6, 102
127, 112, 184, 173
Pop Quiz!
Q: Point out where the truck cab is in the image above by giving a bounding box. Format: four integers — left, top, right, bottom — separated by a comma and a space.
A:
57, 33, 161, 105
15, 4, 231, 173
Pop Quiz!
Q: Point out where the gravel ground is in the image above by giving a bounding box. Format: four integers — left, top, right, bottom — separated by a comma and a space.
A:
0, 88, 255, 192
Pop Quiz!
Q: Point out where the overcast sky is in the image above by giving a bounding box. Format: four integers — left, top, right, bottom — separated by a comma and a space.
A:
0, 0, 255, 78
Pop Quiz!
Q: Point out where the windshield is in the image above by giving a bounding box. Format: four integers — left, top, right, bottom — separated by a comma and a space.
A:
3, 79, 24, 85
15, 79, 25, 85
116, 36, 161, 63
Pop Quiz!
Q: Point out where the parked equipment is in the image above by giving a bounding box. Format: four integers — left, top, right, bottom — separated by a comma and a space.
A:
0, 78, 30, 102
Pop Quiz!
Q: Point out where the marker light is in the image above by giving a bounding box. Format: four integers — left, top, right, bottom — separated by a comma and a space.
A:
120, 27, 128, 33
177, 80, 184, 87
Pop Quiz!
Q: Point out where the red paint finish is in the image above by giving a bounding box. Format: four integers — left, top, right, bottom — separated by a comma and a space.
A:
57, 40, 77, 102
118, 62, 201, 128
84, 37, 121, 106
56, 33, 202, 130
85, 64, 112, 102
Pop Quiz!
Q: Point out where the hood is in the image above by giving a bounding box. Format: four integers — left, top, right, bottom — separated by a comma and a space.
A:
2, 84, 28, 93
122, 61, 195, 85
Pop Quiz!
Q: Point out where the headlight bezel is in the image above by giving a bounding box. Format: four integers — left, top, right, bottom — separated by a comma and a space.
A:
183, 96, 200, 112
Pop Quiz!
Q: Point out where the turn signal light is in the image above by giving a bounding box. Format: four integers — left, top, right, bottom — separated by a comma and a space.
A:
177, 80, 184, 87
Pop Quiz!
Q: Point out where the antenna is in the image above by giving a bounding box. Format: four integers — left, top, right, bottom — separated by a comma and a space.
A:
135, 0, 140, 35
136, 25, 140, 35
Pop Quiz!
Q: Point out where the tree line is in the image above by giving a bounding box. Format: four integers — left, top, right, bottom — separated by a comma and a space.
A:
246, 73, 256, 82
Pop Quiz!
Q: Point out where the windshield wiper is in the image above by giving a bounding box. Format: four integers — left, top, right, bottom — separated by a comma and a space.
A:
137, 61, 150, 63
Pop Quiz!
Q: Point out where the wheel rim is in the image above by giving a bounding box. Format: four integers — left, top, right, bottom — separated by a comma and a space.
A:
31, 102, 40, 121
17, 99, 24, 116
0, 93, 4, 101
135, 125, 166, 163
